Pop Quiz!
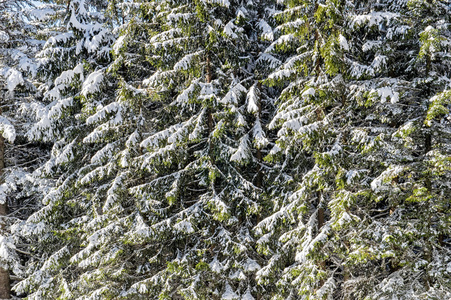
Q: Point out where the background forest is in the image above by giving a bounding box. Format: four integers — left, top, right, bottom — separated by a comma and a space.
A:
0, 0, 451, 299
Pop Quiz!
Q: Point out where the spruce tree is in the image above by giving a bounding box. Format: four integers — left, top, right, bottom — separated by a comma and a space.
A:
11, 1, 451, 299
257, 0, 451, 299
114, 0, 272, 298
14, 0, 116, 298
18, 0, 274, 298
360, 0, 451, 298
0, 1, 53, 298
255, 0, 353, 298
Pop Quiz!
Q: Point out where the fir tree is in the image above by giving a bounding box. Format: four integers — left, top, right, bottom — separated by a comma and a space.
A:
9, 1, 451, 299
15, 0, 116, 298
358, 0, 451, 298
256, 0, 353, 298
0, 1, 53, 298
114, 0, 272, 298
258, 0, 451, 299
18, 0, 273, 298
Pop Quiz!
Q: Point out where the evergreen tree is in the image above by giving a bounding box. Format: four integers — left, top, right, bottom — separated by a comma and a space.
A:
255, 0, 353, 298
359, 0, 451, 298
257, 0, 451, 299
18, 0, 273, 298
9, 0, 451, 299
112, 0, 273, 298
0, 1, 54, 298
14, 0, 116, 298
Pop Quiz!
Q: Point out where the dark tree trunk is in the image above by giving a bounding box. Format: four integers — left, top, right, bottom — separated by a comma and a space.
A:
0, 129, 10, 299
255, 82, 263, 190
206, 55, 215, 167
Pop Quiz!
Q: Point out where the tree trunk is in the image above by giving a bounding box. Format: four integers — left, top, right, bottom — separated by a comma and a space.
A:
342, 238, 350, 299
254, 81, 264, 229
0, 128, 10, 299
425, 132, 432, 191
317, 193, 326, 286
255, 82, 263, 190
426, 54, 431, 77
256, 148, 262, 183
205, 55, 215, 170
206, 55, 212, 84
206, 55, 213, 133
314, 4, 321, 76
206, 55, 214, 149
